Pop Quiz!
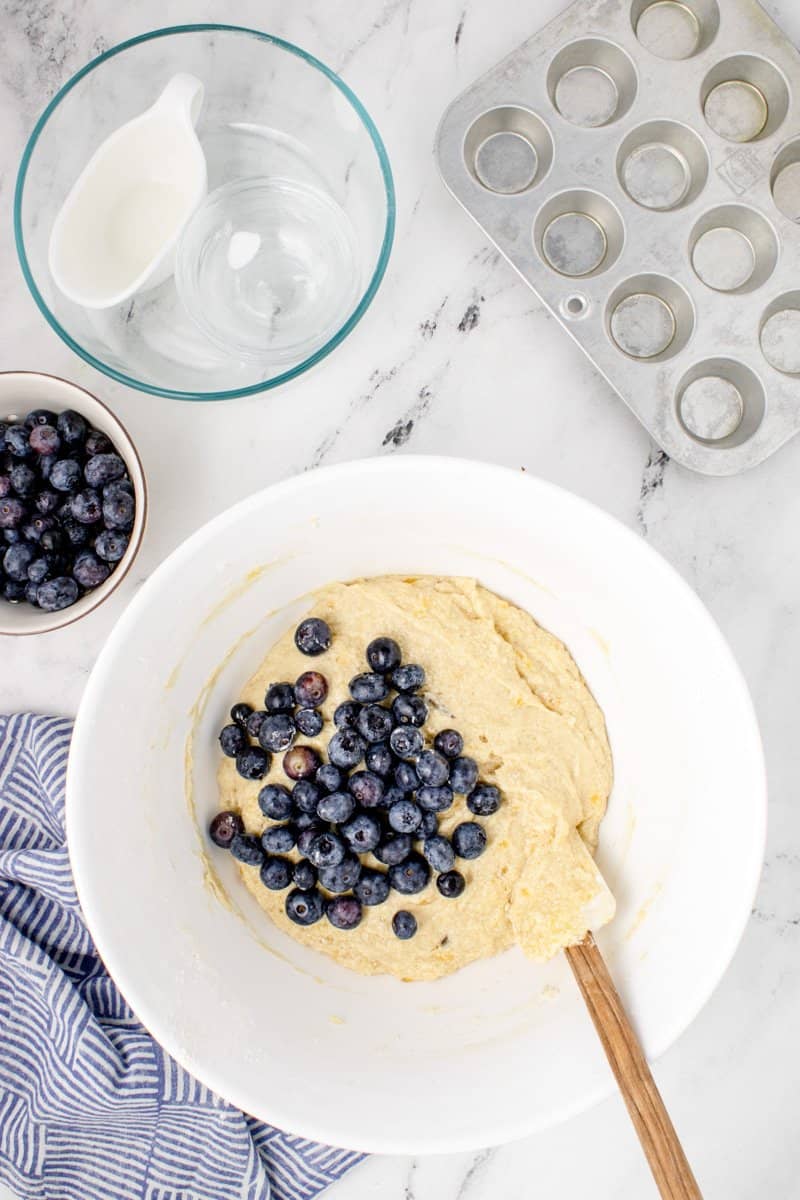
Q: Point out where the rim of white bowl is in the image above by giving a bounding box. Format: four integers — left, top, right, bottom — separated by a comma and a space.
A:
0, 370, 147, 635
66, 456, 767, 1152
14, 24, 396, 401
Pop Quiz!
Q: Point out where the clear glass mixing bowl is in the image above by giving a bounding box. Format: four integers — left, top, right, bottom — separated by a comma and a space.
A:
14, 25, 395, 400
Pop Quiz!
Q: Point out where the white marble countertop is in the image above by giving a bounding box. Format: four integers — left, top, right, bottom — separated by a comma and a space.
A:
2, 0, 799, 1196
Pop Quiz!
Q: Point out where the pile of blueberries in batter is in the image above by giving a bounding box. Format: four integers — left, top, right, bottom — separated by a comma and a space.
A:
210, 618, 503, 939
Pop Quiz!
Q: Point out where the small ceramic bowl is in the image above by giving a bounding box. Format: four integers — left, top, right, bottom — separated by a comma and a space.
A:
0, 371, 146, 635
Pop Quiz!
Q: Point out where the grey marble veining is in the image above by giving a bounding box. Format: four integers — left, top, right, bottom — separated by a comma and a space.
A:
1, 1, 799, 1197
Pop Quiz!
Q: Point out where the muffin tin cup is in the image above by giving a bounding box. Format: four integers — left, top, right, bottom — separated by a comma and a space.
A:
631, 0, 720, 61
437, 0, 800, 474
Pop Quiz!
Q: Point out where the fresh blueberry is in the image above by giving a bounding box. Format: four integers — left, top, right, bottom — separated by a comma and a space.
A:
39, 528, 63, 554
286, 887, 325, 925
264, 681, 295, 713
451, 757, 479, 794
259, 856, 293, 890
393, 760, 420, 793
381, 785, 406, 810
72, 549, 110, 589
308, 831, 347, 869
22, 514, 56, 542
375, 834, 412, 867
418, 809, 439, 838
94, 529, 129, 563
349, 672, 389, 704
70, 489, 102, 524
316, 791, 355, 824
334, 701, 361, 729
392, 910, 417, 939
2, 579, 26, 602
316, 763, 344, 793
354, 869, 390, 906
436, 870, 466, 898
292, 779, 321, 814
434, 728, 464, 758
365, 740, 394, 777
284, 745, 321, 781
328, 729, 366, 769
357, 703, 393, 744
417, 785, 454, 813
35, 489, 60, 515
219, 723, 247, 757
348, 771, 384, 808
389, 854, 430, 895
3, 542, 35, 582
366, 636, 401, 673
392, 694, 428, 728
230, 702, 253, 729
9, 464, 37, 497
84, 453, 125, 487
209, 810, 244, 847
85, 429, 112, 456
293, 811, 319, 835
230, 834, 264, 866
29, 425, 60, 456
466, 783, 502, 816
101, 481, 134, 530
317, 854, 362, 893
340, 812, 382, 854
3, 528, 21, 544
292, 859, 317, 891
57, 410, 87, 446
388, 798, 422, 834
422, 835, 455, 873
260, 825, 296, 854
295, 707, 323, 737
389, 726, 423, 760
296, 823, 324, 857
326, 895, 362, 930
294, 616, 331, 656
0, 474, 9, 499
50, 459, 82, 492
0, 499, 26, 530
452, 822, 487, 859
39, 454, 55, 482
4, 425, 32, 458
245, 705, 267, 734
26, 557, 51, 585
416, 750, 450, 787
294, 670, 328, 708
36, 576, 78, 611
235, 748, 270, 781
60, 516, 89, 548
390, 663, 425, 694
258, 713, 296, 753
24, 409, 57, 430
258, 784, 293, 821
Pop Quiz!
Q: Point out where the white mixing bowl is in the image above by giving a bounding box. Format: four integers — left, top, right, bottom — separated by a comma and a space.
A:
67, 457, 765, 1153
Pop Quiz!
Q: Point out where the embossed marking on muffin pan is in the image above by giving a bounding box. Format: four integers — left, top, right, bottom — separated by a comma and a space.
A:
436, 0, 800, 474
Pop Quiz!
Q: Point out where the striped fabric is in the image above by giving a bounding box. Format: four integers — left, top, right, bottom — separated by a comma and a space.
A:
0, 714, 363, 1200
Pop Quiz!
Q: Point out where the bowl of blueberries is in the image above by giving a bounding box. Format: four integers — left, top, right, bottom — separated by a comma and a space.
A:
0, 371, 146, 634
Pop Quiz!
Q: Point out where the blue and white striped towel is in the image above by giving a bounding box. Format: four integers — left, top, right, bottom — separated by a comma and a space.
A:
0, 714, 363, 1200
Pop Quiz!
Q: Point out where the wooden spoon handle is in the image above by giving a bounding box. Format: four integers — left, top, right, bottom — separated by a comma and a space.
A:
565, 934, 703, 1199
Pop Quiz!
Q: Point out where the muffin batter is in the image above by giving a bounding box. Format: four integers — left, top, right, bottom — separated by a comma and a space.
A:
217, 576, 614, 980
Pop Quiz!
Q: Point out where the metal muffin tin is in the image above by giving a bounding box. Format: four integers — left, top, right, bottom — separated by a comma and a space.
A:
436, 0, 800, 475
